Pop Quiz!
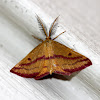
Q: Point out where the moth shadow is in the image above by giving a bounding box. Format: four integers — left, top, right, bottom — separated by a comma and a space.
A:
39, 72, 80, 81
64, 72, 80, 81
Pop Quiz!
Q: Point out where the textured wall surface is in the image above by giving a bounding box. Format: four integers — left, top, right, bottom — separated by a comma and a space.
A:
0, 0, 100, 100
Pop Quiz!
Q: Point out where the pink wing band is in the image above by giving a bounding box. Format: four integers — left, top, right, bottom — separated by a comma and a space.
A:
20, 55, 82, 66
64, 59, 92, 73
10, 69, 39, 78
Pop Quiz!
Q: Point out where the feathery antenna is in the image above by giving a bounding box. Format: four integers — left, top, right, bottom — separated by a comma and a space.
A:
49, 16, 59, 37
36, 15, 48, 38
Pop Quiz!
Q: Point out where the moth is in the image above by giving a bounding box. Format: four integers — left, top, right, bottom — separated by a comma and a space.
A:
10, 15, 92, 80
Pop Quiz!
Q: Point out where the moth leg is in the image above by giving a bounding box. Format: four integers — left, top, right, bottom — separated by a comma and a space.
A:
32, 35, 43, 42
52, 31, 66, 40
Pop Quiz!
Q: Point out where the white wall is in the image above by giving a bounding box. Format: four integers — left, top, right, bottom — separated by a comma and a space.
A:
0, 0, 100, 100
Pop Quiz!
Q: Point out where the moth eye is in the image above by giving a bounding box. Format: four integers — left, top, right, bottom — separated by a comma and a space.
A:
68, 53, 72, 56
28, 58, 31, 60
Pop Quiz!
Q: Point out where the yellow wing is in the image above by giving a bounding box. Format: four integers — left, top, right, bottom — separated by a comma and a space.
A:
50, 40, 92, 75
10, 42, 50, 79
